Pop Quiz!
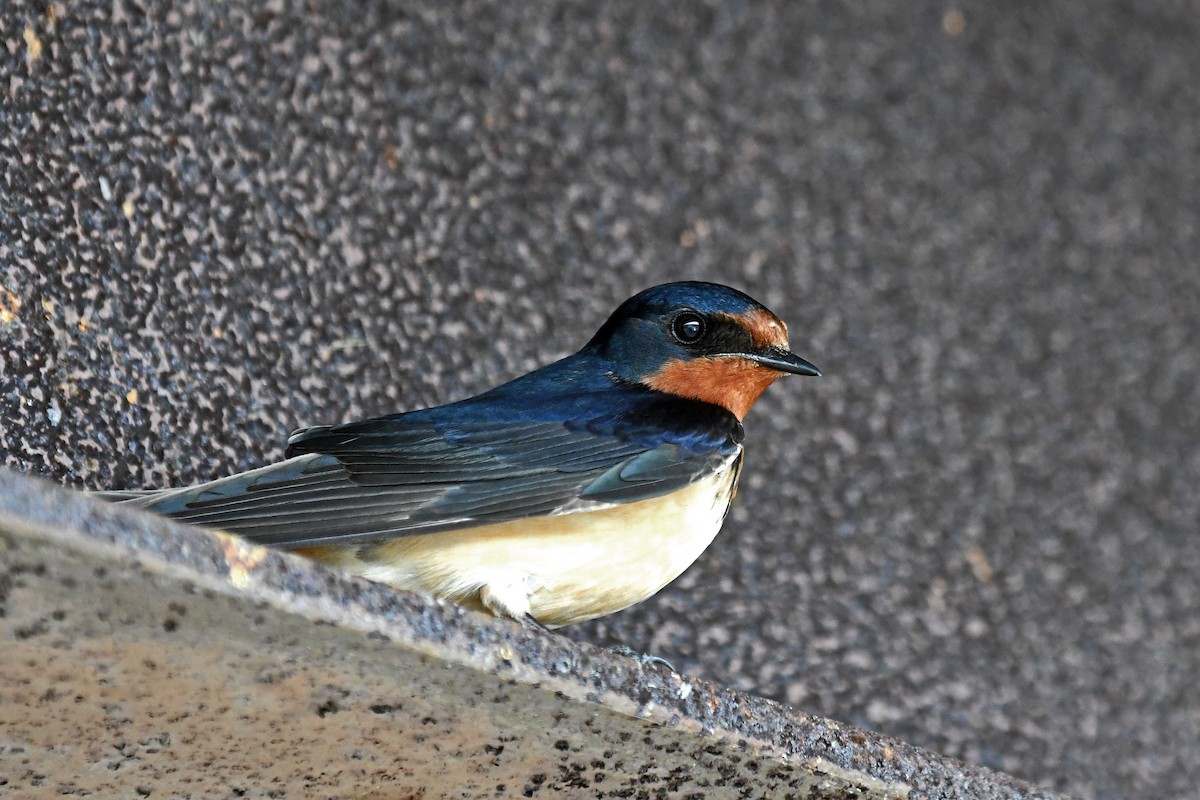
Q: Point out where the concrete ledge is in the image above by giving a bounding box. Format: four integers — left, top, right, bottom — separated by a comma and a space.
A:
0, 469, 1071, 799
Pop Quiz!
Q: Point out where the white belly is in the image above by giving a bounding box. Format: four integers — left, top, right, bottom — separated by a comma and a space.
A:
304, 455, 741, 627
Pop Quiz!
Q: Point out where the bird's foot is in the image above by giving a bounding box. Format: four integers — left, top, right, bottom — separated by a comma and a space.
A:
606, 644, 677, 672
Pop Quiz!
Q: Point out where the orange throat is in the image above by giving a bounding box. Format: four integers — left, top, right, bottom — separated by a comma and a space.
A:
643, 356, 782, 420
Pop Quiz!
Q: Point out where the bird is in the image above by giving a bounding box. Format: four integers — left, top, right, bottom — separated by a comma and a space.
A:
103, 282, 820, 630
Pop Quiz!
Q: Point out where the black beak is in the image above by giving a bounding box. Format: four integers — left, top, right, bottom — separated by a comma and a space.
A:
743, 349, 822, 376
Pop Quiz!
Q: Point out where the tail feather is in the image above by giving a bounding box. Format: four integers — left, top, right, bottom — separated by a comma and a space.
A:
90, 488, 173, 504
89, 454, 335, 523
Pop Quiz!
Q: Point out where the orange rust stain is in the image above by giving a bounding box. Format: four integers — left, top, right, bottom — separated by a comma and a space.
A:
719, 308, 789, 350
0, 287, 21, 324
216, 531, 270, 588
644, 356, 782, 419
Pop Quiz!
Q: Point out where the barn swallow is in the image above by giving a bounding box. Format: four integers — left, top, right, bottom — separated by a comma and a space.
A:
104, 282, 819, 630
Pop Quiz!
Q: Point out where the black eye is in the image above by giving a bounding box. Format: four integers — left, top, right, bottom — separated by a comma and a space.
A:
671, 311, 706, 344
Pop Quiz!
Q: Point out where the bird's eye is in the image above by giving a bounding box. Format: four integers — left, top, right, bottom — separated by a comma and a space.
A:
671, 311, 707, 344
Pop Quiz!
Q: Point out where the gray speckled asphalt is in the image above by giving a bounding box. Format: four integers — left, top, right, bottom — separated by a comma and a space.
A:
2, 2, 1197, 797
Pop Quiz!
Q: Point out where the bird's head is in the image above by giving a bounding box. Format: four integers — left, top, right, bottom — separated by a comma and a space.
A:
583, 281, 820, 420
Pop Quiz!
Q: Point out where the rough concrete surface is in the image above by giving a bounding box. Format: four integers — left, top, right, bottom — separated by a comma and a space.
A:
1, 470, 1065, 800
1, 1, 1197, 798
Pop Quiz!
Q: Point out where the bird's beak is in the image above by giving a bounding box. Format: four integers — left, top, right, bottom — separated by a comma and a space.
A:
743, 348, 822, 376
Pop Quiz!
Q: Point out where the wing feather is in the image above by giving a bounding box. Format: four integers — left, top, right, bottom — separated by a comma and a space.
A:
122, 392, 743, 548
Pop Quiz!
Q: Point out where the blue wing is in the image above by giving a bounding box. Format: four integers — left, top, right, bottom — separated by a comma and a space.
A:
115, 369, 744, 549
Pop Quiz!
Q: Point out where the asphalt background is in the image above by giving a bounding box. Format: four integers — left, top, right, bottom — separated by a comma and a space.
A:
2, 2, 1197, 797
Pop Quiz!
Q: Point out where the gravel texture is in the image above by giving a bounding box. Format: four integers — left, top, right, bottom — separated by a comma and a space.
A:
3, 2, 1198, 798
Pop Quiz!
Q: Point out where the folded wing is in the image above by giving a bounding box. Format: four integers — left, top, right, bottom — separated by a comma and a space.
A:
117, 398, 742, 549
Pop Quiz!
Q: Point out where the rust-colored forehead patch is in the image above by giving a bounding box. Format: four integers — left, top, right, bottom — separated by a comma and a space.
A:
718, 309, 789, 349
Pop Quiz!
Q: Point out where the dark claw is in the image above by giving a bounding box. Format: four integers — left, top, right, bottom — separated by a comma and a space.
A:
522, 613, 553, 634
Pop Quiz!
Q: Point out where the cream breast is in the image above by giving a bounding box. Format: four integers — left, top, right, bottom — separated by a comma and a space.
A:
301, 451, 743, 628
